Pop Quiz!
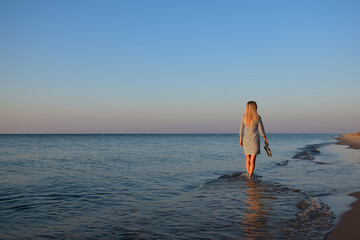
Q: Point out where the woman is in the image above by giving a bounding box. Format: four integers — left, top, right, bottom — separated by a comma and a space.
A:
239, 101, 268, 178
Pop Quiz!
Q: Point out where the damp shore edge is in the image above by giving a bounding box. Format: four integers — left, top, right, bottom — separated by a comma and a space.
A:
324, 191, 360, 240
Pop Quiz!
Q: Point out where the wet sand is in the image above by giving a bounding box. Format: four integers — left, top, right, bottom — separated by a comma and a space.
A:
325, 132, 360, 239
335, 132, 360, 149
325, 191, 360, 240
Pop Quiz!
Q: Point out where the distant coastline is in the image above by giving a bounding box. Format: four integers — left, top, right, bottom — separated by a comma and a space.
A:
335, 131, 360, 149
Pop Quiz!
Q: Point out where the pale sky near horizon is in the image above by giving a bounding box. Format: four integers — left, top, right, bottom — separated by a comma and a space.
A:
0, 0, 359, 134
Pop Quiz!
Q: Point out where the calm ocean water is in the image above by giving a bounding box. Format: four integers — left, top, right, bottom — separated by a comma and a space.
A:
1, 134, 359, 239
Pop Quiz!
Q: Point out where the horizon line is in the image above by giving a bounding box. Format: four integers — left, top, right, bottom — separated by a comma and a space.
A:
0, 132, 341, 135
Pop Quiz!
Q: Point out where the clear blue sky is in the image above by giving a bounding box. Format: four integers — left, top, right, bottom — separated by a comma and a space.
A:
0, 0, 359, 133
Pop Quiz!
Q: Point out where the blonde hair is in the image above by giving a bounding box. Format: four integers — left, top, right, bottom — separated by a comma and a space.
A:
244, 101, 259, 127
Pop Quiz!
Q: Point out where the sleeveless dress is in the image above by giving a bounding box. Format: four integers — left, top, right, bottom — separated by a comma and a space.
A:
239, 115, 266, 155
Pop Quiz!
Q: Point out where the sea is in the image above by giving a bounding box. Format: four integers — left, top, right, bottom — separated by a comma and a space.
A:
1, 134, 360, 239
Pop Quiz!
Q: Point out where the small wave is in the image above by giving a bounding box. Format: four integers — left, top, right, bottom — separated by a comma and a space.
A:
218, 172, 264, 181
293, 151, 315, 160
283, 196, 335, 239
276, 160, 289, 166
314, 161, 330, 165
297, 197, 325, 216
218, 172, 249, 180
201, 172, 261, 190
8, 203, 35, 211
293, 142, 333, 160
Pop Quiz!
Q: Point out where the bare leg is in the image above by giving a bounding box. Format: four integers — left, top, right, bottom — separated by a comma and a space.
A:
248, 154, 257, 178
246, 155, 251, 176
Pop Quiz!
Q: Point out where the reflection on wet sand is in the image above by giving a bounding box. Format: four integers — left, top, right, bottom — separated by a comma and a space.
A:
241, 179, 270, 239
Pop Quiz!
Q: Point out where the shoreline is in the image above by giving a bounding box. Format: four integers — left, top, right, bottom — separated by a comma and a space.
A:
335, 132, 360, 149
325, 131, 360, 239
324, 191, 360, 240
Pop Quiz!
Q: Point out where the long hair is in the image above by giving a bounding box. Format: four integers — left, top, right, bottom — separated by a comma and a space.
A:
244, 101, 259, 127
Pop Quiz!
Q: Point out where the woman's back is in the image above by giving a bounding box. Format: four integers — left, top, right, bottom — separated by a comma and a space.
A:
239, 101, 269, 178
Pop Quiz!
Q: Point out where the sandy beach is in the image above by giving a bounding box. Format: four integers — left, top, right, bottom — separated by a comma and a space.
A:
325, 191, 360, 240
325, 131, 360, 239
335, 131, 360, 149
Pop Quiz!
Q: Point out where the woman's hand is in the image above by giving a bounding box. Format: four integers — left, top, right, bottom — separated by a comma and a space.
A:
264, 138, 269, 146
240, 138, 243, 147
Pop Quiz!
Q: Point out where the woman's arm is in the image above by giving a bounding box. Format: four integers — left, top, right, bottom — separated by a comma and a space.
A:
239, 117, 244, 147
259, 117, 268, 146
263, 136, 269, 146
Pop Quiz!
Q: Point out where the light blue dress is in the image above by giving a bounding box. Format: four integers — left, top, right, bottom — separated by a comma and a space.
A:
239, 115, 266, 155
